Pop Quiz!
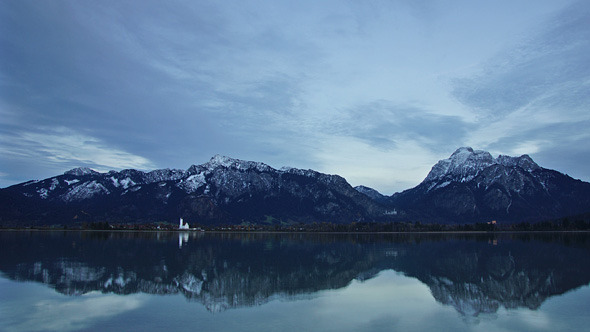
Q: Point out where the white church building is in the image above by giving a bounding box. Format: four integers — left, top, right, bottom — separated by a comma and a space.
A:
179, 218, 190, 230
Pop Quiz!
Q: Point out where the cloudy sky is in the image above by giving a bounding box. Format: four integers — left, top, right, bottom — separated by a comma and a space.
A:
1, 0, 589, 194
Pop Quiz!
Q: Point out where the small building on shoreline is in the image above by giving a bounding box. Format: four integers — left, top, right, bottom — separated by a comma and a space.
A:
179, 218, 189, 230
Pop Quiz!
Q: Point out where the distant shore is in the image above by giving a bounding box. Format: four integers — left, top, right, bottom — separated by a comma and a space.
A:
1, 227, 589, 234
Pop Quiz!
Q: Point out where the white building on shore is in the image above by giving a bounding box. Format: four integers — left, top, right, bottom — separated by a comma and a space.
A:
179, 218, 190, 230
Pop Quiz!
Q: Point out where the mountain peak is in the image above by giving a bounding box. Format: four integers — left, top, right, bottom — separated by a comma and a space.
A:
449, 147, 493, 162
424, 147, 495, 183
64, 167, 99, 176
208, 154, 239, 168
354, 185, 386, 201
391, 147, 590, 224
451, 146, 474, 156
205, 155, 274, 172
496, 154, 540, 172
423, 147, 544, 186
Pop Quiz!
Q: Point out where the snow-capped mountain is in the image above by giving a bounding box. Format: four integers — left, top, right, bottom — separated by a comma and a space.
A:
354, 185, 387, 203
422, 147, 541, 189
388, 147, 590, 223
2, 149, 589, 225
0, 155, 383, 226
423, 147, 497, 185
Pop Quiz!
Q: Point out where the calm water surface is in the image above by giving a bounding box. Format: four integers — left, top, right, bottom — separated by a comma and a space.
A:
1, 231, 590, 332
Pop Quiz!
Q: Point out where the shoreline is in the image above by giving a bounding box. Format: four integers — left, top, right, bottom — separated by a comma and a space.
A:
1, 228, 589, 235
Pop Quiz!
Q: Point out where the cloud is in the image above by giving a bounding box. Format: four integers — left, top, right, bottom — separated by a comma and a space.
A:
1, 0, 587, 191
0, 127, 155, 185
2, 292, 145, 332
327, 101, 469, 150
312, 135, 440, 194
452, 1, 590, 182
453, 2, 590, 118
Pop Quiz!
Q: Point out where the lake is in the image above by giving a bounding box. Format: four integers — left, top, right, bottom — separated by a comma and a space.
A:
1, 231, 590, 332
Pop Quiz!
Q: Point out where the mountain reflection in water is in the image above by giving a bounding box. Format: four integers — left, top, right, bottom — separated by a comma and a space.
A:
1, 231, 589, 316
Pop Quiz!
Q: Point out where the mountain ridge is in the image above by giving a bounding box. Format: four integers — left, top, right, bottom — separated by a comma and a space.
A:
1, 148, 590, 226
0, 155, 384, 226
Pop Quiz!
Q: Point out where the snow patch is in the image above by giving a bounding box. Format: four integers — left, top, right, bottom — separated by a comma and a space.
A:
109, 176, 136, 189
180, 173, 207, 193
37, 188, 49, 199
39, 178, 60, 197
437, 180, 452, 189
62, 181, 110, 201
119, 177, 136, 189
129, 185, 141, 192
174, 273, 204, 295
49, 178, 59, 190
110, 176, 120, 188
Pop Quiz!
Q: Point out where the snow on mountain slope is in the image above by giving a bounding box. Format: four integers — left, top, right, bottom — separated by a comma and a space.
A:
421, 147, 546, 193
354, 185, 386, 202
389, 147, 590, 223
3, 150, 590, 225
1, 155, 384, 225
425, 147, 500, 184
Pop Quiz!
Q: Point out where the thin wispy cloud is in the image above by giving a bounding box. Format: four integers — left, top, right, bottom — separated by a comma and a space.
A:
0, 127, 155, 176
455, 1, 590, 180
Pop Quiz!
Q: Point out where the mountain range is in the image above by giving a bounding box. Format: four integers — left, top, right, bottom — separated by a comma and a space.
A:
1, 147, 589, 226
